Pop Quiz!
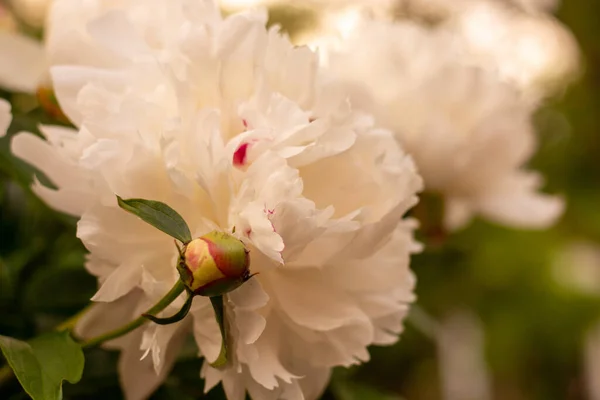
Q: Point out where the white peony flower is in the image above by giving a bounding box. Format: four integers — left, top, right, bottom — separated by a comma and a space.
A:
12, 1, 423, 399
0, 99, 11, 137
327, 20, 563, 231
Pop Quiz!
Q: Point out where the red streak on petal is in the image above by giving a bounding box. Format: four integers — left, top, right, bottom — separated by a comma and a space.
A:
233, 142, 250, 167
242, 119, 248, 129
201, 237, 240, 278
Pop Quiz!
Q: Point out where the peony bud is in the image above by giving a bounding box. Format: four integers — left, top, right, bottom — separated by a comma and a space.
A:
177, 231, 251, 297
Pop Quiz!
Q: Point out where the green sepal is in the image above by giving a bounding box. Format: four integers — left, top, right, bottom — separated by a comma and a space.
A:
143, 291, 195, 325
116, 196, 192, 243
209, 296, 228, 368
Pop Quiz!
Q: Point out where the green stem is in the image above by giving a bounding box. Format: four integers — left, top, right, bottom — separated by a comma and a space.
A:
56, 304, 94, 332
209, 295, 228, 368
143, 291, 194, 325
82, 280, 186, 348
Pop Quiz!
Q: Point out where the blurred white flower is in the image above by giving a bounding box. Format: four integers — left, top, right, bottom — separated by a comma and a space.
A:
327, 20, 563, 230
12, 1, 423, 399
389, 1, 578, 100
446, 0, 579, 100
0, 99, 11, 137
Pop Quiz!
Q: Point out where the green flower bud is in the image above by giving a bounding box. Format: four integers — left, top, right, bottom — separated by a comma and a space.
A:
177, 231, 251, 297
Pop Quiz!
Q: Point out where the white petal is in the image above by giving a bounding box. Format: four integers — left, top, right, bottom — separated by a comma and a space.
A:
91, 259, 143, 302
11, 132, 86, 189
269, 269, 370, 332
478, 173, 565, 229
74, 289, 143, 348
228, 277, 269, 310
119, 325, 188, 400
201, 361, 223, 394
50, 66, 125, 126
296, 367, 330, 400
234, 310, 266, 345
139, 321, 184, 375
87, 11, 151, 61
240, 202, 284, 263
191, 297, 223, 363
221, 373, 247, 400
30, 179, 92, 216
244, 322, 299, 389
444, 197, 475, 231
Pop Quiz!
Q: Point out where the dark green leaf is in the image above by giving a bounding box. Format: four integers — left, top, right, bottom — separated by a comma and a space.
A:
0, 331, 84, 400
209, 296, 228, 368
116, 196, 192, 243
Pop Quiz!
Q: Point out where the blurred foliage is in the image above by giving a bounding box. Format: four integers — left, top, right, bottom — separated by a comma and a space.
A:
1, 1, 600, 399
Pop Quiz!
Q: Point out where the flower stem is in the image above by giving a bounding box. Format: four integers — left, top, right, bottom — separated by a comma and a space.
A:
143, 290, 194, 325
82, 280, 186, 348
56, 304, 94, 331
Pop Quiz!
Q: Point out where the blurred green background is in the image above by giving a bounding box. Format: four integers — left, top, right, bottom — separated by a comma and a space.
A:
1, 1, 600, 399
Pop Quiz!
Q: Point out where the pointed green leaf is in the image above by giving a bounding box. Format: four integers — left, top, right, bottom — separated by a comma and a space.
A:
116, 196, 192, 243
209, 295, 228, 368
0, 331, 84, 400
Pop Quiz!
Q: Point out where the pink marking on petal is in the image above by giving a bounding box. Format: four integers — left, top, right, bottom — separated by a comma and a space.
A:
233, 142, 250, 167
264, 205, 275, 217
242, 119, 248, 129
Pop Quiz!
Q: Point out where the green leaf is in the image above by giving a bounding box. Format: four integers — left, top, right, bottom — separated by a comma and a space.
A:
209, 296, 228, 368
116, 196, 192, 243
0, 331, 84, 400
